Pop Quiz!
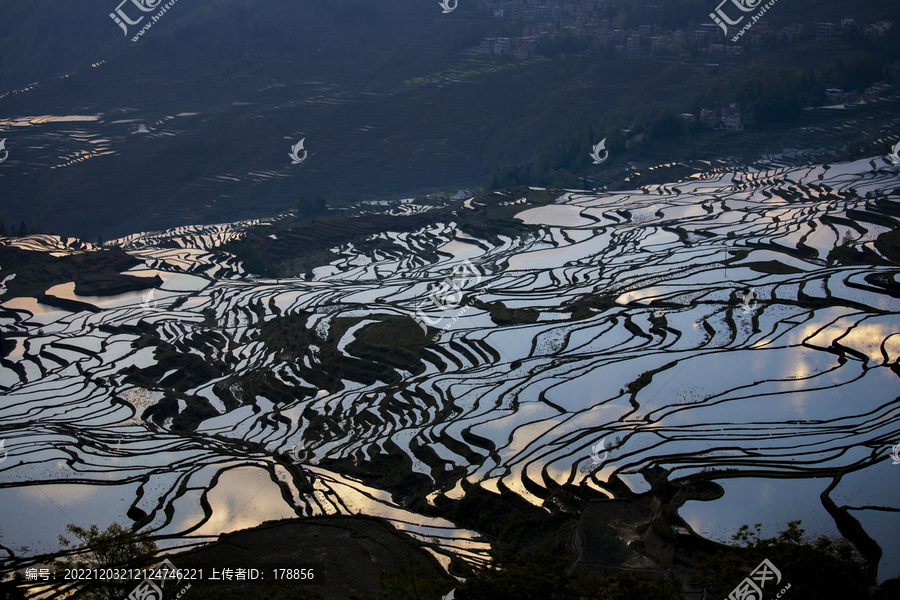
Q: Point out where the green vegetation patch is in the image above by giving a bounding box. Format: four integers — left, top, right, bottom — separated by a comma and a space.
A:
827, 243, 888, 266
255, 312, 432, 392
220, 213, 437, 278
345, 317, 435, 375
0, 245, 156, 301
627, 361, 679, 401
471, 296, 540, 325
218, 240, 278, 278
743, 260, 805, 275
404, 56, 548, 87
487, 303, 540, 325
456, 186, 559, 246
690, 521, 874, 600
219, 187, 559, 277
564, 293, 619, 320
874, 226, 900, 265
25, 516, 892, 600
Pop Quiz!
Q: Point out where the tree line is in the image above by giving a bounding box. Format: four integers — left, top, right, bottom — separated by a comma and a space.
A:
4, 519, 895, 600
485, 54, 900, 190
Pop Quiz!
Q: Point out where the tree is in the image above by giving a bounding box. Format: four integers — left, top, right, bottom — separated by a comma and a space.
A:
0, 572, 27, 600
581, 571, 686, 600
295, 196, 328, 219
55, 523, 158, 600
647, 108, 686, 139
461, 553, 578, 600
690, 521, 870, 600
370, 561, 449, 600
365, 554, 685, 600
603, 124, 626, 155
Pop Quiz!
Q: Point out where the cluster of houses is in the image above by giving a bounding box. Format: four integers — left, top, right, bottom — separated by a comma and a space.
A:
720, 18, 890, 43
676, 79, 893, 133
832, 18, 893, 38
825, 81, 893, 106
479, 0, 605, 27
473, 0, 895, 60
475, 0, 735, 58
473, 0, 757, 59
681, 104, 744, 132
478, 36, 539, 59
474, 20, 743, 59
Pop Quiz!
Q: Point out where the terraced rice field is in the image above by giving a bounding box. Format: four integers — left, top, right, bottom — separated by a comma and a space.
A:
1, 155, 899, 580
